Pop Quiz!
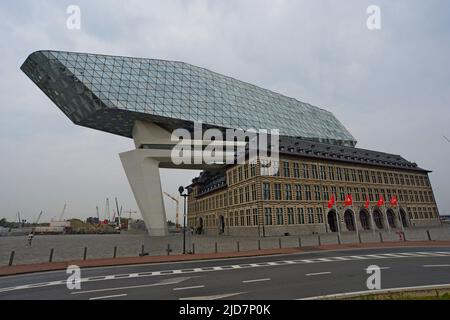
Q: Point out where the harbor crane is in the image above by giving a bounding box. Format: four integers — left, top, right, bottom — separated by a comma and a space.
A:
163, 192, 180, 229
59, 203, 67, 221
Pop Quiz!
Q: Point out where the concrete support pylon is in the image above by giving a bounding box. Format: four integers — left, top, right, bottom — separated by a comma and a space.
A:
120, 149, 168, 236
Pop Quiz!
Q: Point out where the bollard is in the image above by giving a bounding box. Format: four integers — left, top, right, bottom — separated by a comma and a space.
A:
337, 234, 341, 245
49, 248, 54, 263
192, 243, 195, 255
427, 230, 432, 241
113, 246, 117, 258
358, 233, 362, 244
278, 238, 282, 249
8, 251, 15, 266
237, 241, 240, 252
298, 237, 302, 248
215, 242, 218, 254
318, 235, 321, 246
258, 239, 261, 250
167, 244, 171, 256
141, 244, 145, 256
83, 247, 88, 261
379, 232, 384, 243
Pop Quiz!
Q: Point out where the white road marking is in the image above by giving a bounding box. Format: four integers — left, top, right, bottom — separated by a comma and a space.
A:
242, 278, 271, 283
173, 285, 205, 291
180, 292, 245, 300
89, 293, 127, 300
364, 267, 391, 271
71, 277, 191, 295
299, 283, 450, 300
423, 265, 450, 268
306, 272, 331, 276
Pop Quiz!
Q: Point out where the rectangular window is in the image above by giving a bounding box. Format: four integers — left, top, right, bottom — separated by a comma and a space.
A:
320, 166, 327, 180
337, 168, 343, 181
284, 161, 290, 178
322, 186, 329, 202
317, 207, 324, 224
328, 167, 335, 181
264, 208, 273, 225
287, 208, 294, 225
253, 208, 258, 226
293, 162, 300, 178
351, 169, 357, 182
302, 164, 310, 179
354, 187, 360, 202
339, 187, 345, 201
274, 184, 282, 200
344, 168, 350, 181
305, 185, 312, 201
246, 209, 251, 226
244, 164, 249, 180
364, 170, 370, 183
276, 208, 284, 225
263, 183, 271, 200
285, 184, 292, 200
295, 184, 302, 201
245, 186, 250, 202
297, 208, 305, 224
251, 184, 257, 201
312, 165, 319, 179
314, 185, 321, 201
358, 170, 364, 183
307, 208, 314, 224
250, 163, 257, 177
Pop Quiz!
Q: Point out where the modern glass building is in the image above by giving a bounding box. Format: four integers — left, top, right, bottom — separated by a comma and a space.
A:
21, 50, 356, 146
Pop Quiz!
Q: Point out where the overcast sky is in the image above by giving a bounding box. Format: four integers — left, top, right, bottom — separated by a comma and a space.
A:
0, 0, 449, 223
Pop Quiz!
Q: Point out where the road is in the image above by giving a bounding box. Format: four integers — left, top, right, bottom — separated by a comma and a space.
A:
1, 246, 450, 300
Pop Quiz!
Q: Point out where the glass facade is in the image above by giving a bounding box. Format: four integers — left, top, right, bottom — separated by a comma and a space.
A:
21, 50, 356, 146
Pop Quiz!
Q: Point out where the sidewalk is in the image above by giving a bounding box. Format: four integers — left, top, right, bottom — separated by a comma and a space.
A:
1, 240, 450, 277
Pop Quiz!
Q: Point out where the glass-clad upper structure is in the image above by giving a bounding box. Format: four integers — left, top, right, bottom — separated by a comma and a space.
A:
21, 50, 356, 146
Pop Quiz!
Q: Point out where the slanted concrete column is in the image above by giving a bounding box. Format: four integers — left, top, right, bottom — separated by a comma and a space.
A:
120, 149, 168, 236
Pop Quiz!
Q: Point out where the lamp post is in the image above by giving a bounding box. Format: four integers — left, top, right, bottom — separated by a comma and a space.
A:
178, 186, 191, 254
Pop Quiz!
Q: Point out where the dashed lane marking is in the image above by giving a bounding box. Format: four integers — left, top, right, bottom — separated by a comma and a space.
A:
306, 272, 332, 276
1, 251, 449, 294
89, 293, 127, 300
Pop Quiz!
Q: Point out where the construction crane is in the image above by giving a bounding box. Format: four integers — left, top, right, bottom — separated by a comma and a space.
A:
59, 203, 67, 221
105, 198, 111, 221
163, 192, 180, 229
96, 206, 100, 224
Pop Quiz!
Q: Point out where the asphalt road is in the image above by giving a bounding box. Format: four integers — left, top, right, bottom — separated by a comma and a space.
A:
1, 246, 450, 300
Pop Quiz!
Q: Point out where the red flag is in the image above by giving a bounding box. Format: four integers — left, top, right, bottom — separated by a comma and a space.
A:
344, 194, 353, 207
327, 194, 335, 209
377, 195, 385, 207
365, 196, 370, 209
390, 195, 398, 207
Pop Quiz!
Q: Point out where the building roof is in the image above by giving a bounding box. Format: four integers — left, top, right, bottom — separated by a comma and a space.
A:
21, 50, 356, 146
277, 136, 428, 172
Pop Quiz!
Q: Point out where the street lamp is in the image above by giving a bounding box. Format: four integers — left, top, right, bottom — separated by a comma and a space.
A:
178, 185, 191, 254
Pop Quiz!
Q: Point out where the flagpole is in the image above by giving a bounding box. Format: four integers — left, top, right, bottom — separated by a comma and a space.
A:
352, 204, 359, 238
384, 204, 391, 233
334, 195, 341, 238
397, 201, 405, 233
370, 206, 376, 235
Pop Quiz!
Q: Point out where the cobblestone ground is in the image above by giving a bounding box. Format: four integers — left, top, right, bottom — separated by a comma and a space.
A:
1, 227, 449, 266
